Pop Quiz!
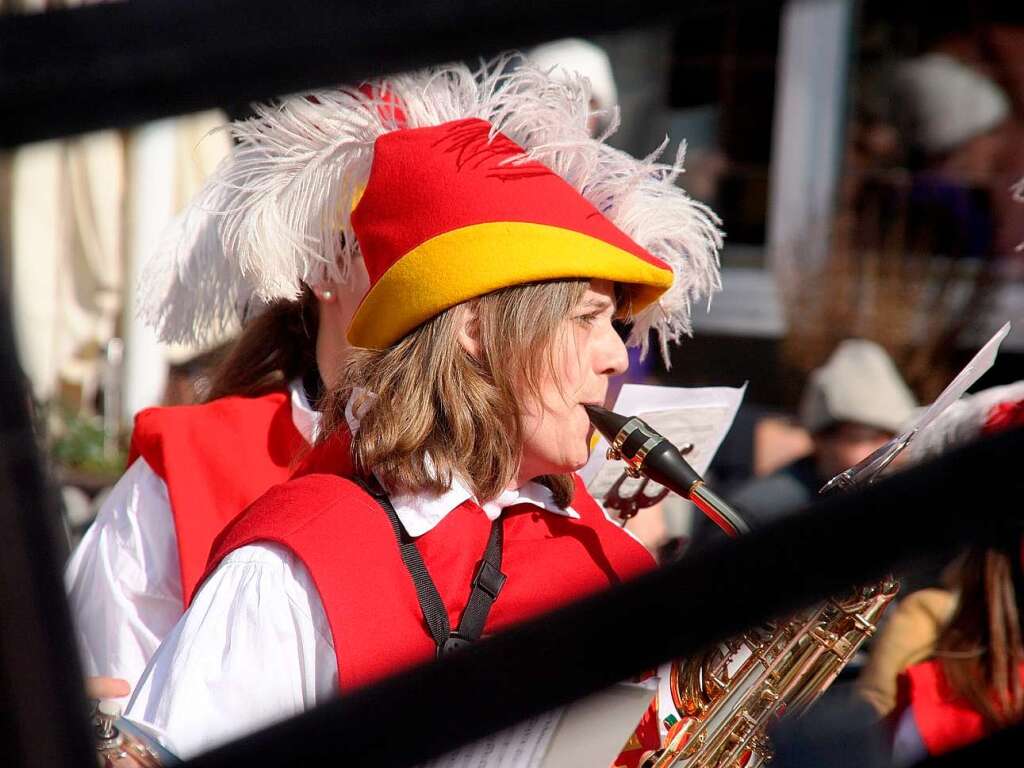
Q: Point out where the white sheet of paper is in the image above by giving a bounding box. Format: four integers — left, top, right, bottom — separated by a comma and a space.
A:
580, 383, 747, 503
911, 321, 1011, 436
836, 321, 1012, 487
418, 685, 655, 768
418, 709, 563, 768
539, 684, 657, 768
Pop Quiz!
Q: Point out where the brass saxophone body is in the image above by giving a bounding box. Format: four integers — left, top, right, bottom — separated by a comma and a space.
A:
648, 579, 897, 768
92, 699, 177, 767
584, 406, 898, 768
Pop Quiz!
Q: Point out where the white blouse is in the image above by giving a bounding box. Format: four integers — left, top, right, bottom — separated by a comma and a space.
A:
126, 543, 338, 758
125, 480, 580, 759
64, 456, 181, 685
64, 381, 319, 689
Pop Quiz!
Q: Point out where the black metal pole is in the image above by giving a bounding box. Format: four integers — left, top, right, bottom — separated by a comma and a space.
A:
0, 0, 715, 147
0, 291, 94, 768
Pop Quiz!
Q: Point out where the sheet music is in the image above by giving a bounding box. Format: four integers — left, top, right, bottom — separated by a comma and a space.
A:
418, 685, 655, 768
832, 321, 1012, 488
911, 321, 1010, 434
580, 383, 747, 502
418, 709, 562, 768
413, 708, 561, 768
539, 684, 656, 768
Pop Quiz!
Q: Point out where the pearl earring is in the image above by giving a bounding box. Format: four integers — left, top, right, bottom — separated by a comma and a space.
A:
321, 289, 334, 301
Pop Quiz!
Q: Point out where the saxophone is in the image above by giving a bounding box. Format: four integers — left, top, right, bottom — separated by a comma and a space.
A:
585, 406, 898, 768
91, 698, 177, 767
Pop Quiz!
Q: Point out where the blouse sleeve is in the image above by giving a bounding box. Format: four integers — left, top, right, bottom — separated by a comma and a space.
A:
64, 457, 183, 686
124, 543, 338, 759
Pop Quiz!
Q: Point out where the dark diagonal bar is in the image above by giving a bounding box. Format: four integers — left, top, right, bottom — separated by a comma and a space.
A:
0, 0, 715, 146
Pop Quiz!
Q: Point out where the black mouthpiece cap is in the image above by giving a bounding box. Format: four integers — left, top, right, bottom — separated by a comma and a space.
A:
583, 404, 629, 442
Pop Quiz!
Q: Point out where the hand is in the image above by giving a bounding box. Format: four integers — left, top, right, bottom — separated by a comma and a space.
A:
85, 676, 130, 699
624, 501, 668, 556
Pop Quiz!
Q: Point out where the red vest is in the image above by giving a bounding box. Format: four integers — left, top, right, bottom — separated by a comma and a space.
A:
129, 391, 307, 606
205, 471, 655, 691
898, 658, 1024, 756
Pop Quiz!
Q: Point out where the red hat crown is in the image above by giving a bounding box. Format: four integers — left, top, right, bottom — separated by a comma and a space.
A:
348, 118, 672, 348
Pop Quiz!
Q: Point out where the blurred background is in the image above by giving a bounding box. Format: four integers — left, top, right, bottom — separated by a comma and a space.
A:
1, 0, 1022, 552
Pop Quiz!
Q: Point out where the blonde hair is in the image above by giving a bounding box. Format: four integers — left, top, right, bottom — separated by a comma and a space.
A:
320, 280, 596, 506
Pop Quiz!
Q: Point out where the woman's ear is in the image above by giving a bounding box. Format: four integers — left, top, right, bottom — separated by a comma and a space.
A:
456, 304, 481, 358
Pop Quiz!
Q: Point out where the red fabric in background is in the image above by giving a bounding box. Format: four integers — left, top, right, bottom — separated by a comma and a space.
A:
205, 472, 655, 691
983, 398, 1024, 435
129, 391, 306, 606
898, 659, 1024, 756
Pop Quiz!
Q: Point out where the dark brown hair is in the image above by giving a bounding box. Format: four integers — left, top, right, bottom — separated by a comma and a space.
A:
936, 540, 1024, 731
204, 290, 319, 402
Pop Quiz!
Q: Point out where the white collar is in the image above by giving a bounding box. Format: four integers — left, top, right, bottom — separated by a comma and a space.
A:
388, 476, 579, 537
344, 387, 580, 536
288, 378, 322, 444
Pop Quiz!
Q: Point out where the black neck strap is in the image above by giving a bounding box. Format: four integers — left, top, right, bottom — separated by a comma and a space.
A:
357, 476, 506, 657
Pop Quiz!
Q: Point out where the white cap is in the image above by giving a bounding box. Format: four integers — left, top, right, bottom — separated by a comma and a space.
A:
528, 38, 618, 113
892, 53, 1009, 155
799, 339, 917, 435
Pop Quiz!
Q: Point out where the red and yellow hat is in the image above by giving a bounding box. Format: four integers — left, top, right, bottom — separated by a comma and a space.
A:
349, 118, 673, 348
141, 58, 722, 359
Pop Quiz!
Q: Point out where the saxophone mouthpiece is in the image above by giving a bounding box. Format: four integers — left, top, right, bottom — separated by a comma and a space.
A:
583, 404, 629, 442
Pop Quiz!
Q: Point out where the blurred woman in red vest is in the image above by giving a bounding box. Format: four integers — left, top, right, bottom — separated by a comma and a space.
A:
123, 57, 723, 757
888, 389, 1024, 763
62, 88, 407, 691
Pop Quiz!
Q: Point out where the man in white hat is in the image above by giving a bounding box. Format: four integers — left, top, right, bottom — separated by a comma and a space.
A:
891, 52, 1010, 178
691, 339, 916, 551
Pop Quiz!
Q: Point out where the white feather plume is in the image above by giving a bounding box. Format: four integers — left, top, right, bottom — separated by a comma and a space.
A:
139, 54, 723, 361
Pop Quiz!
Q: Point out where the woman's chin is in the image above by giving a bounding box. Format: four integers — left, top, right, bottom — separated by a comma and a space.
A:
566, 443, 592, 472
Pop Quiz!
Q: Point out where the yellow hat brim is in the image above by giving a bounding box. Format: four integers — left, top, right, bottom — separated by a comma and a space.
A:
347, 220, 672, 349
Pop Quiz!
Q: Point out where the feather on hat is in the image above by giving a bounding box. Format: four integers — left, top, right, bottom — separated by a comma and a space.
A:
138, 55, 723, 363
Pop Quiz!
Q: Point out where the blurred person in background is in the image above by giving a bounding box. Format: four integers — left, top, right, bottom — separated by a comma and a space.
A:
889, 52, 1012, 261
856, 382, 1024, 744
62, 87, 395, 694
887, 381, 1024, 764
709, 405, 814, 497
158, 340, 234, 407
529, 37, 618, 137
890, 529, 1024, 763
689, 339, 916, 553
911, 20, 1024, 261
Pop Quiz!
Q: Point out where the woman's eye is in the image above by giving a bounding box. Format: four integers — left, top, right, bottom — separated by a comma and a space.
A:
575, 313, 598, 327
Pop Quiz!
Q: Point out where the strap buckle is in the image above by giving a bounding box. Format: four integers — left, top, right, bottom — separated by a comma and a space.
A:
438, 633, 472, 657
472, 559, 507, 600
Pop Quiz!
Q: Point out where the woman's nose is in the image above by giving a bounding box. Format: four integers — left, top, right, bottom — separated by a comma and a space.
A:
598, 325, 630, 377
